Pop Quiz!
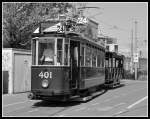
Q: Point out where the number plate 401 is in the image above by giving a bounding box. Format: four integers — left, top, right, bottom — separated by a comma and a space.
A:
38, 71, 52, 79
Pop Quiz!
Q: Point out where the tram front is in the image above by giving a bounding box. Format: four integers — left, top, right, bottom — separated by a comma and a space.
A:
28, 36, 71, 101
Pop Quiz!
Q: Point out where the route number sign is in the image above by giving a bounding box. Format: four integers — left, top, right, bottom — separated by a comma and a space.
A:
77, 17, 88, 24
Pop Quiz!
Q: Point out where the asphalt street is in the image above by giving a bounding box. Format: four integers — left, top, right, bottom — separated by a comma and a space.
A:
2, 79, 148, 117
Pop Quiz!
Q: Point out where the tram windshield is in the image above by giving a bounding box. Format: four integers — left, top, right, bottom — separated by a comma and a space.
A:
38, 39, 55, 65
32, 37, 69, 66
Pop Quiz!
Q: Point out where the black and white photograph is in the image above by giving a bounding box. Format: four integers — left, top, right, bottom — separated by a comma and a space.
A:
2, 2, 148, 117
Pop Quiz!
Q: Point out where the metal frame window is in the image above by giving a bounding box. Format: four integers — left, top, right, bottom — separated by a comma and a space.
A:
97, 49, 101, 68
38, 38, 56, 65
85, 44, 92, 67
33, 37, 70, 66
57, 38, 63, 65
64, 38, 70, 66
105, 58, 109, 68
31, 38, 36, 65
92, 47, 97, 67
80, 43, 85, 66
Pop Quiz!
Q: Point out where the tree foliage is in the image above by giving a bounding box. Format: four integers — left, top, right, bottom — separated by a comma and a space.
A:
3, 2, 74, 49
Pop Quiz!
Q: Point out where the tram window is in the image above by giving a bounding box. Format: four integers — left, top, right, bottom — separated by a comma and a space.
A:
105, 59, 109, 67
39, 39, 55, 65
74, 47, 78, 63
113, 58, 115, 67
32, 39, 36, 65
81, 46, 85, 66
118, 60, 122, 68
116, 60, 118, 67
85, 46, 91, 67
100, 51, 103, 67
101, 55, 104, 67
97, 50, 101, 67
92, 48, 97, 67
101, 51, 104, 68
57, 39, 63, 65
109, 58, 112, 67
64, 44, 69, 65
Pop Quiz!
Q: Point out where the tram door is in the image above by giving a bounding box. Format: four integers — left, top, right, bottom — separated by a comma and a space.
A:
70, 40, 80, 89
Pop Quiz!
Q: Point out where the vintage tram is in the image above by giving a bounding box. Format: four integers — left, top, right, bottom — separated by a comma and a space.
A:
28, 20, 106, 101
105, 51, 124, 88
28, 18, 124, 101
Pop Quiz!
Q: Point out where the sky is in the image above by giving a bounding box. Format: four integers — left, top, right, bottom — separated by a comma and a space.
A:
81, 2, 148, 58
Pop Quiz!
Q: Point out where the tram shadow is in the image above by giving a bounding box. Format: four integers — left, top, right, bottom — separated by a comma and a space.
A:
87, 89, 108, 102
32, 99, 81, 108
105, 83, 125, 90
32, 90, 108, 107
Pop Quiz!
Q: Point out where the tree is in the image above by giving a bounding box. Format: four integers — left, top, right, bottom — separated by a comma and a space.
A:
3, 2, 74, 49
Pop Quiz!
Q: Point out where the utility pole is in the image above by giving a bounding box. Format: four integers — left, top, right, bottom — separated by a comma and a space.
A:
134, 20, 138, 80
130, 28, 133, 74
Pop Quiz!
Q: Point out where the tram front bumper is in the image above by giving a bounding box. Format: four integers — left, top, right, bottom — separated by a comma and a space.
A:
28, 90, 71, 101
30, 89, 71, 98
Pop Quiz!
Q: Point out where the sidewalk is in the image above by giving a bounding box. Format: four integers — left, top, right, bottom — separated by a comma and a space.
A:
3, 92, 30, 106
3, 91, 30, 96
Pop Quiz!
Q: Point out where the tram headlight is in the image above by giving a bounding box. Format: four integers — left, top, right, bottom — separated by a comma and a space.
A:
42, 79, 49, 88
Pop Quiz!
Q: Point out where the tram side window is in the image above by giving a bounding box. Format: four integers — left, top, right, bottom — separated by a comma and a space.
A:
116, 60, 119, 68
118, 60, 123, 68
32, 39, 36, 65
101, 50, 104, 67
97, 50, 101, 67
92, 48, 97, 67
57, 39, 63, 65
81, 45, 85, 66
39, 39, 55, 65
64, 44, 69, 66
64, 38, 69, 66
105, 59, 109, 67
109, 58, 112, 67
100, 50, 103, 67
101, 53, 105, 68
85, 45, 91, 67
113, 58, 116, 67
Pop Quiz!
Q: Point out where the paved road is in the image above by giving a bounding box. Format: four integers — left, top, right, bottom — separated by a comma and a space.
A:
2, 79, 148, 117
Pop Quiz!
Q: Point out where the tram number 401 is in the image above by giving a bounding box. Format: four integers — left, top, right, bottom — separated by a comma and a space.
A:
38, 71, 52, 79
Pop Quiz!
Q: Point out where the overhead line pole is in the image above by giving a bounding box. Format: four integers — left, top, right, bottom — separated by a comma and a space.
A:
134, 20, 138, 80
131, 28, 133, 74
